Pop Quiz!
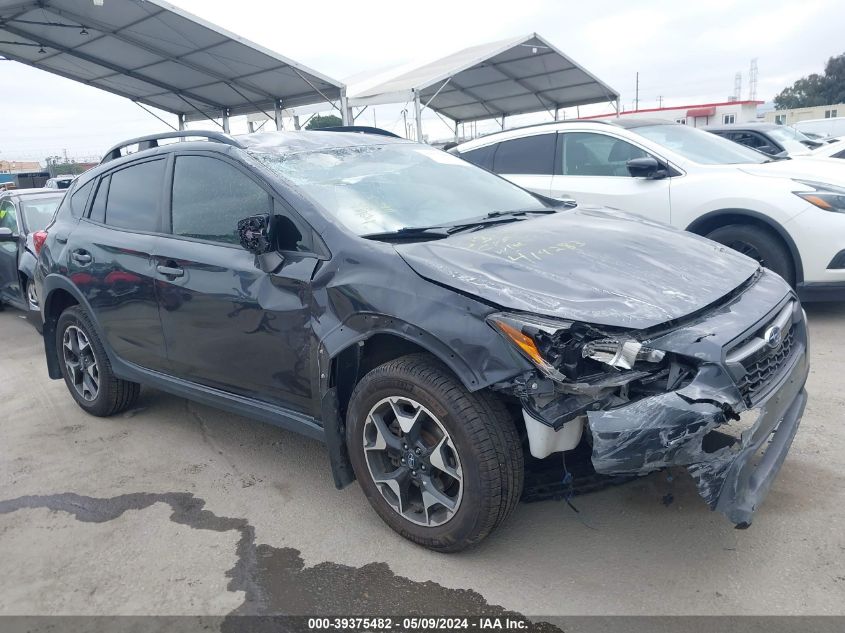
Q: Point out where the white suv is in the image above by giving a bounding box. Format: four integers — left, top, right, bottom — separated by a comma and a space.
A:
452, 119, 845, 301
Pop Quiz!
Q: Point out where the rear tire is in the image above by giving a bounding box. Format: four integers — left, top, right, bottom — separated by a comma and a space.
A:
346, 353, 523, 552
56, 306, 140, 417
706, 223, 795, 287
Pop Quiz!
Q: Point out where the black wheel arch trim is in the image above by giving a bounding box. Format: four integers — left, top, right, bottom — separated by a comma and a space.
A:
686, 209, 804, 284
41, 274, 105, 380
317, 314, 526, 491
320, 313, 512, 394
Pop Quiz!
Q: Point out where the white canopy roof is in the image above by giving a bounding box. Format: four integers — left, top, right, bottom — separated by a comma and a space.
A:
0, 0, 344, 121
348, 33, 619, 123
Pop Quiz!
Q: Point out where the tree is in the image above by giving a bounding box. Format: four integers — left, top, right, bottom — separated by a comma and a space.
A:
305, 114, 342, 130
774, 52, 845, 109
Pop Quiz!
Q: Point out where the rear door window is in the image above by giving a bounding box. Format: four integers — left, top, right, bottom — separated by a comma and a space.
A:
491, 134, 556, 175
459, 144, 496, 170
105, 159, 166, 233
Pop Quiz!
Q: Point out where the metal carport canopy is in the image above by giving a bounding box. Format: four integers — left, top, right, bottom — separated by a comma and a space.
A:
347, 33, 619, 128
0, 0, 346, 128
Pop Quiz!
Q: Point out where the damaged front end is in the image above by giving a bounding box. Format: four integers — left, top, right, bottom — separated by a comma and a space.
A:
490, 271, 809, 527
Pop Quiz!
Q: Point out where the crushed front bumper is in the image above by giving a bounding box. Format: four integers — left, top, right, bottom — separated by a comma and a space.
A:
587, 348, 807, 526
586, 280, 809, 527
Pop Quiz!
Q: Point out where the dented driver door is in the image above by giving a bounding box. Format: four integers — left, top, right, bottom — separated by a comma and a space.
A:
154, 153, 318, 413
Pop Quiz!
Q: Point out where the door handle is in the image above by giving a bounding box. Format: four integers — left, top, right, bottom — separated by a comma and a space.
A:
156, 264, 184, 278
71, 249, 92, 265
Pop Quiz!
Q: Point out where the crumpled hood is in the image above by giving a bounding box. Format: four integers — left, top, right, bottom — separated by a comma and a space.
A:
738, 156, 845, 186
396, 207, 760, 329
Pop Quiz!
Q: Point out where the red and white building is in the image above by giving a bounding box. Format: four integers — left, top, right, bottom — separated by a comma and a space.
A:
584, 100, 763, 128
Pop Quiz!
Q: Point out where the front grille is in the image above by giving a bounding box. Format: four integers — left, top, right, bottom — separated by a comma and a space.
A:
735, 324, 796, 404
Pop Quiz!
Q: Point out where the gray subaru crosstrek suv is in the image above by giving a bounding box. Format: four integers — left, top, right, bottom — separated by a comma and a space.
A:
35, 129, 809, 551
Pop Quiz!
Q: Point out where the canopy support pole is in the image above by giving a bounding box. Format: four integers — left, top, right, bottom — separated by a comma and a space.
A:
454, 120, 459, 142
178, 113, 185, 131
274, 99, 283, 131
414, 90, 423, 141
341, 89, 351, 125
221, 109, 230, 133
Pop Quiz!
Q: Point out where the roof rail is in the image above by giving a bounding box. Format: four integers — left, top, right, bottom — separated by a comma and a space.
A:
100, 130, 245, 164
318, 125, 400, 138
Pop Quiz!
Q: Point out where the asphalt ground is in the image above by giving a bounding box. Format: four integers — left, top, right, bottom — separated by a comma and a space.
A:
1, 302, 843, 624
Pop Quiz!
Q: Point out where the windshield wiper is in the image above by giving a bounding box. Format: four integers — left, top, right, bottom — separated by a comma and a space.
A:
362, 208, 558, 241
361, 226, 451, 241
446, 208, 557, 234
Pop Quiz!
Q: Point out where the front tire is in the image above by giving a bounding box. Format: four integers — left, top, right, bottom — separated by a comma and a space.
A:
56, 306, 140, 417
346, 354, 523, 552
706, 224, 795, 287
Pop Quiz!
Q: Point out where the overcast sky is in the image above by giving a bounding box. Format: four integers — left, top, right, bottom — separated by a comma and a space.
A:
1, 0, 844, 162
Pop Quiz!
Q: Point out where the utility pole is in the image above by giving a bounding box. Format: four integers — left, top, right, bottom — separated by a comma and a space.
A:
658, 95, 663, 108
635, 72, 639, 111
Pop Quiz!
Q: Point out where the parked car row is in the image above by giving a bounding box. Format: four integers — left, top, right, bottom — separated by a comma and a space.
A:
12, 125, 811, 552
703, 122, 822, 157
0, 188, 65, 328
451, 118, 845, 301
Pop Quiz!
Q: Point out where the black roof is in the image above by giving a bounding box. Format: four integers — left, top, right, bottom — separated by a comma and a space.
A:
101, 128, 406, 164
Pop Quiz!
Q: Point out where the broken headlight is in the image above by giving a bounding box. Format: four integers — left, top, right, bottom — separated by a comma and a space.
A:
487, 313, 665, 381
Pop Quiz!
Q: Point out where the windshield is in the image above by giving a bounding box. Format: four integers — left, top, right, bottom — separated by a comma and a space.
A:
21, 195, 62, 231
251, 143, 544, 235
634, 124, 769, 165
767, 127, 813, 153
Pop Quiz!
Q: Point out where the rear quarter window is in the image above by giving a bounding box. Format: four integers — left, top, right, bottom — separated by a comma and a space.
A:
68, 180, 94, 218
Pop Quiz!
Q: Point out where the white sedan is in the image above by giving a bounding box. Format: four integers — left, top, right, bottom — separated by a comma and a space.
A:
452, 119, 845, 301
810, 137, 845, 160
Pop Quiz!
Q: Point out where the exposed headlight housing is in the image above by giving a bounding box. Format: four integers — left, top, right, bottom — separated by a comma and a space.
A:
487, 313, 665, 382
581, 338, 665, 370
793, 179, 845, 213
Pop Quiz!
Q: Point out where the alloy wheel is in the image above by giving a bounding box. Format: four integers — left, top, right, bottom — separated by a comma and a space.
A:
726, 240, 765, 267
363, 396, 463, 527
62, 325, 99, 401
26, 280, 38, 310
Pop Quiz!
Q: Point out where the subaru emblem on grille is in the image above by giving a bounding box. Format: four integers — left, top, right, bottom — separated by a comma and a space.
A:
764, 325, 782, 349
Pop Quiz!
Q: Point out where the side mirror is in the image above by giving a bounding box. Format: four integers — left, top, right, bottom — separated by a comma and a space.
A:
0, 227, 15, 242
626, 156, 667, 179
237, 214, 273, 255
